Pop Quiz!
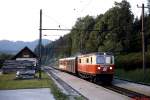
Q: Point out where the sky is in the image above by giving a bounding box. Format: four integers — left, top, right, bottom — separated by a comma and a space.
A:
0, 0, 148, 42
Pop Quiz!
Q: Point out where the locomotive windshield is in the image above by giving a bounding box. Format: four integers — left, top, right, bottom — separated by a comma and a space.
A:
96, 55, 114, 64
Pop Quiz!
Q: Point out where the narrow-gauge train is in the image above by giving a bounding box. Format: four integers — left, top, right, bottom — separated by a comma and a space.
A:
59, 52, 115, 83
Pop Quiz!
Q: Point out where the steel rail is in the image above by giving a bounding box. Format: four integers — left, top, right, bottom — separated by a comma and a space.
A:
101, 84, 150, 99
44, 67, 88, 100
50, 66, 150, 99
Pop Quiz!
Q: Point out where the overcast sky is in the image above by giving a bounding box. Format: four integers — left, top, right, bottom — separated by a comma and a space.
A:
0, 0, 148, 42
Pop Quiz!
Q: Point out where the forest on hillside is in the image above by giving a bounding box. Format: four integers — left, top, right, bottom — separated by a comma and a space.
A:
35, 0, 150, 69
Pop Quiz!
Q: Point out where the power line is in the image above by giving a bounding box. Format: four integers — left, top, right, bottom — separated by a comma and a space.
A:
42, 13, 69, 29
43, 34, 62, 36
41, 28, 100, 32
80, 0, 93, 13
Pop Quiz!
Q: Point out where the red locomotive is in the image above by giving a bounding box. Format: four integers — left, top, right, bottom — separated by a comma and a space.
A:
59, 52, 114, 83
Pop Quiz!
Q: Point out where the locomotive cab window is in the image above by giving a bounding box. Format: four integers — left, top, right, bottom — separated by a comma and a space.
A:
96, 56, 105, 64
106, 56, 111, 64
106, 56, 114, 64
96, 55, 114, 64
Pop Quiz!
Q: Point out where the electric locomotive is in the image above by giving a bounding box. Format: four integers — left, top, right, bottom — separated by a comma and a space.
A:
59, 52, 115, 83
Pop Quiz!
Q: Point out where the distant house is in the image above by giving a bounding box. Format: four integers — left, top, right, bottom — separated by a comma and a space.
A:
12, 46, 38, 66
2, 47, 38, 73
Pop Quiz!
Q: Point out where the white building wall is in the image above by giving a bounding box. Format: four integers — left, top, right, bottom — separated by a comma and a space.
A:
16, 58, 37, 66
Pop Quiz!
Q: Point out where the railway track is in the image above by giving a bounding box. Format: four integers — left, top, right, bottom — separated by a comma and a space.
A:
101, 84, 150, 100
44, 67, 88, 100
114, 77, 150, 86
46, 66, 150, 100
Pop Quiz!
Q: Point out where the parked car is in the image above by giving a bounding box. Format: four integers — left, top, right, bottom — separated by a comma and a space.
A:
16, 70, 36, 79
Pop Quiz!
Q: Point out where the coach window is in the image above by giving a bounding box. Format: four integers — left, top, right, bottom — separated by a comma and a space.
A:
79, 59, 81, 63
86, 58, 89, 63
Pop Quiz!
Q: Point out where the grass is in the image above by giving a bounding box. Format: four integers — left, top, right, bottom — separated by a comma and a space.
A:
74, 96, 86, 100
115, 68, 150, 84
0, 72, 68, 100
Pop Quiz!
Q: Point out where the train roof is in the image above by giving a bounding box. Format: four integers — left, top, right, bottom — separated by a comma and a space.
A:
78, 52, 113, 57
59, 57, 76, 61
59, 52, 113, 60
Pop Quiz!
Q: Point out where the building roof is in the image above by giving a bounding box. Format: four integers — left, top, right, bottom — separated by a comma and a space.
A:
12, 46, 38, 59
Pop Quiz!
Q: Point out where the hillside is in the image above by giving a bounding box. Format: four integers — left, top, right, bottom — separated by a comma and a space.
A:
38, 0, 150, 66
0, 39, 51, 54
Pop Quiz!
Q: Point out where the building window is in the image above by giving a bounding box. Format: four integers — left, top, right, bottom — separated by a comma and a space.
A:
23, 54, 29, 58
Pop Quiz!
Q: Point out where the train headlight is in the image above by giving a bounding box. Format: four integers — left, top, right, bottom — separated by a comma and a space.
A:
110, 67, 112, 70
98, 67, 101, 70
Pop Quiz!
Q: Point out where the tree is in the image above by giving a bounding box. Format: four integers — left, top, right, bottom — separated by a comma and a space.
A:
34, 44, 45, 57
100, 0, 134, 52
148, 0, 150, 14
38, 0, 147, 65
70, 15, 95, 54
0, 53, 13, 68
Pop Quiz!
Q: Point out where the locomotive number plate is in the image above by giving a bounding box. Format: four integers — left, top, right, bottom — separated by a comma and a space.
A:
103, 67, 107, 71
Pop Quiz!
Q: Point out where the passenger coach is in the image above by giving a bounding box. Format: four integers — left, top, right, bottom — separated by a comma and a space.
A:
59, 57, 77, 74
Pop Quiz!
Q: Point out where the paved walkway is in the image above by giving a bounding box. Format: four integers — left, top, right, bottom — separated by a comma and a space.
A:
0, 88, 55, 100
49, 67, 130, 100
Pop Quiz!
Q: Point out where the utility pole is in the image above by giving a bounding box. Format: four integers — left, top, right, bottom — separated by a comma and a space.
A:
39, 9, 42, 79
137, 4, 148, 80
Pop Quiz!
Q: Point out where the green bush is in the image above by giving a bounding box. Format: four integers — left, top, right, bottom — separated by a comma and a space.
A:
0, 53, 13, 69
115, 52, 150, 70
115, 69, 150, 84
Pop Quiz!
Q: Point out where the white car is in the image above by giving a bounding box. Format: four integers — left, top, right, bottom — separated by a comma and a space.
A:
16, 70, 36, 79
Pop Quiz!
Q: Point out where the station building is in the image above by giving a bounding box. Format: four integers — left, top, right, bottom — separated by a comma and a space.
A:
12, 46, 38, 66
2, 46, 38, 73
